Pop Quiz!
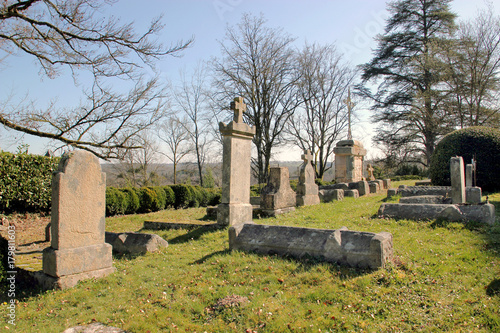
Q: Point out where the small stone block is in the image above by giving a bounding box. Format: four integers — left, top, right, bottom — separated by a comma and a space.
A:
466, 187, 482, 204
369, 182, 380, 194
345, 189, 359, 198
387, 188, 398, 198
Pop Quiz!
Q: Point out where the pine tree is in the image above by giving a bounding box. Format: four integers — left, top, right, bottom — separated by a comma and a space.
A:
359, 0, 456, 166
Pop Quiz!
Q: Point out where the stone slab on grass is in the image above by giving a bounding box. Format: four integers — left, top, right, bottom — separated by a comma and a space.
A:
229, 223, 393, 269
105, 232, 168, 255
399, 195, 450, 204
378, 203, 495, 225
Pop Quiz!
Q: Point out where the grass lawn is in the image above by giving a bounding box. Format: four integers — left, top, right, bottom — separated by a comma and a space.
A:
3, 182, 500, 332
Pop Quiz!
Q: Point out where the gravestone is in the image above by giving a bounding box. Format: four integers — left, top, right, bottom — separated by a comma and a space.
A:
366, 164, 375, 181
334, 140, 366, 183
350, 180, 369, 196
466, 164, 473, 187
450, 156, 466, 204
217, 97, 256, 226
42, 150, 114, 289
345, 189, 359, 198
260, 167, 296, 216
369, 182, 380, 194
319, 189, 344, 202
296, 150, 320, 206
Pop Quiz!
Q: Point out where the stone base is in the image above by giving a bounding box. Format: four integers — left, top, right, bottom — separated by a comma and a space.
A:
217, 203, 253, 226
43, 243, 113, 277
33, 266, 115, 290
229, 223, 393, 269
296, 194, 320, 206
260, 207, 295, 217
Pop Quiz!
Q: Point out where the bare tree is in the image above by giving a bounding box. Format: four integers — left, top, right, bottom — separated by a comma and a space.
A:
0, 0, 192, 159
443, 5, 500, 128
158, 115, 193, 184
211, 13, 299, 183
118, 130, 162, 187
286, 43, 357, 179
174, 64, 211, 186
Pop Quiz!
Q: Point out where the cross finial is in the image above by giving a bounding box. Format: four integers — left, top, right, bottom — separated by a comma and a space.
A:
343, 87, 355, 140
230, 97, 246, 123
301, 149, 313, 164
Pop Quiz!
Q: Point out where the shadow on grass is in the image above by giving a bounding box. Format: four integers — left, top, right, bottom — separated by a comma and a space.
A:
0, 268, 46, 302
191, 249, 231, 265
166, 226, 225, 245
193, 248, 375, 280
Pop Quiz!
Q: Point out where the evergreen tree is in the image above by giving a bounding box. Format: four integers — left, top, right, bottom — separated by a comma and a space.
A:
359, 0, 456, 166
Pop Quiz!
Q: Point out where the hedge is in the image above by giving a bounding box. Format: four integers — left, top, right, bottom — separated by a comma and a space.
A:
429, 126, 500, 192
171, 184, 193, 209
0, 152, 59, 213
121, 187, 140, 214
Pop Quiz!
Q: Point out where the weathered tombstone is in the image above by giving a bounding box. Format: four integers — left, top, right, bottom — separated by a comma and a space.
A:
345, 189, 359, 198
366, 164, 375, 181
296, 150, 320, 206
260, 167, 296, 216
382, 179, 391, 189
387, 188, 398, 199
350, 180, 369, 196
465, 164, 473, 187
218, 97, 256, 226
450, 156, 466, 204
319, 189, 344, 202
334, 140, 366, 183
42, 150, 114, 289
369, 182, 380, 194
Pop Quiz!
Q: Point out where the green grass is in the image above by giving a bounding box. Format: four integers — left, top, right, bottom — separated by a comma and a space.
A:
3, 188, 500, 332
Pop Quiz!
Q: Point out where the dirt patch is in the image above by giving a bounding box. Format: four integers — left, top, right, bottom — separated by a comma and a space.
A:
1, 213, 50, 271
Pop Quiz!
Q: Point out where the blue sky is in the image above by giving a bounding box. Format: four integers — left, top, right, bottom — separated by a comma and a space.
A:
1, 0, 498, 159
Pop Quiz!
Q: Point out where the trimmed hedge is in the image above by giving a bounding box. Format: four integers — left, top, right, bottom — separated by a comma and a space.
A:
171, 184, 192, 209
0, 152, 59, 213
429, 126, 500, 192
105, 184, 222, 216
122, 187, 140, 214
163, 186, 175, 208
105, 187, 127, 216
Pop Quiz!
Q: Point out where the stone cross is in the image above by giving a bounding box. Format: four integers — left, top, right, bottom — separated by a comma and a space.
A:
296, 149, 320, 207
301, 149, 313, 164
218, 97, 255, 226
230, 96, 246, 123
343, 88, 355, 140
367, 163, 375, 181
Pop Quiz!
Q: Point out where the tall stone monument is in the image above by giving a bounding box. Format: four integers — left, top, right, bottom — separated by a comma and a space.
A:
260, 167, 296, 216
218, 97, 256, 226
296, 150, 320, 206
450, 156, 466, 204
42, 150, 114, 289
334, 140, 366, 183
